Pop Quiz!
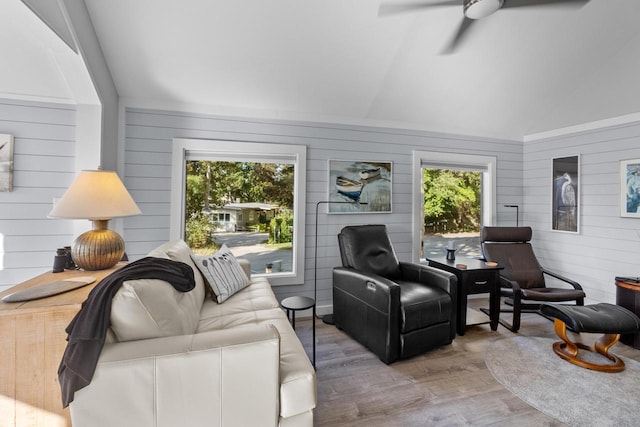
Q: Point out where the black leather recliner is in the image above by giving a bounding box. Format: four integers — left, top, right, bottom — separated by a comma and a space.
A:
332, 224, 457, 364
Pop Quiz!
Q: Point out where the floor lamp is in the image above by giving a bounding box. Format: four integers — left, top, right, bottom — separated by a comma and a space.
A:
504, 204, 519, 227
314, 200, 366, 325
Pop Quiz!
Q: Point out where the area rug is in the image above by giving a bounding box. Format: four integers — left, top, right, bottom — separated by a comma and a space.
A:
485, 336, 640, 427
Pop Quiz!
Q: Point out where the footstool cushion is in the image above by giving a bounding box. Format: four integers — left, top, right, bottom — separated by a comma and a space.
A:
540, 302, 640, 373
540, 303, 640, 334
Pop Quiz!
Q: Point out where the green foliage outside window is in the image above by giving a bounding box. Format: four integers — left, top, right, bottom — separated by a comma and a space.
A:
423, 169, 481, 233
268, 211, 293, 244
185, 215, 217, 248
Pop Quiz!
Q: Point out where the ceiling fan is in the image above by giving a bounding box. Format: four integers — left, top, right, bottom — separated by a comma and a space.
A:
379, 0, 591, 54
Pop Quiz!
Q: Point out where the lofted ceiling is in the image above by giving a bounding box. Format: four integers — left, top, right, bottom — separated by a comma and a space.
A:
0, 0, 96, 104
4, 0, 640, 140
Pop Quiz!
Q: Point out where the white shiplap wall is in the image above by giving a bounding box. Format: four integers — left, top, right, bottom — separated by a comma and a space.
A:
524, 122, 640, 304
123, 107, 522, 309
0, 98, 76, 291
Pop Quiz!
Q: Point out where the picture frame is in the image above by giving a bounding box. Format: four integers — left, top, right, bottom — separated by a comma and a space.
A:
620, 158, 640, 218
328, 160, 392, 214
551, 155, 579, 233
0, 134, 14, 192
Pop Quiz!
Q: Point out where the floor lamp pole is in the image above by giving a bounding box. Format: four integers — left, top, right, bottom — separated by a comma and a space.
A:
314, 200, 365, 325
504, 204, 519, 227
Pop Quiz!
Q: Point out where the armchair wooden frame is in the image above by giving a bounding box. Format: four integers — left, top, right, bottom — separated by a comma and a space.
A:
551, 318, 625, 373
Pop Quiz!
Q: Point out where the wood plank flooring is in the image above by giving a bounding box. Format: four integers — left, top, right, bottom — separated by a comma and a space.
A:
293, 300, 640, 426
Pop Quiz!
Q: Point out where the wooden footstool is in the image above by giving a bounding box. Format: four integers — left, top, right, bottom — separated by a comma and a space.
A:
539, 303, 640, 373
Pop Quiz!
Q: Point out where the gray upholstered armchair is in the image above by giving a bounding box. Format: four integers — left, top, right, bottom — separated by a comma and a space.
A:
481, 226, 586, 332
332, 224, 457, 364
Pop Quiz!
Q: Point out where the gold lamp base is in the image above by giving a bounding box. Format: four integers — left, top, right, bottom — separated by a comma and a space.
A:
71, 219, 125, 271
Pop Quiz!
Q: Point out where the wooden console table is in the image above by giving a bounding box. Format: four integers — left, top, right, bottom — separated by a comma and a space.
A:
0, 264, 123, 427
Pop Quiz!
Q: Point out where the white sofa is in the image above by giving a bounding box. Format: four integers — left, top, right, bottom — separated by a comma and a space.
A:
69, 240, 317, 427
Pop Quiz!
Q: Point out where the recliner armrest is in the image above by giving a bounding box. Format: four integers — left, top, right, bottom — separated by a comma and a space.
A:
333, 267, 401, 314
399, 262, 457, 302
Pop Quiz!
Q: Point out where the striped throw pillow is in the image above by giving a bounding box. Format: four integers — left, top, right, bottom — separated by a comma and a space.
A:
191, 244, 250, 303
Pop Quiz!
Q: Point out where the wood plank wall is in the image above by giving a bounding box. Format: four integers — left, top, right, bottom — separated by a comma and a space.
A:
122, 107, 522, 308
0, 99, 76, 292
524, 122, 640, 304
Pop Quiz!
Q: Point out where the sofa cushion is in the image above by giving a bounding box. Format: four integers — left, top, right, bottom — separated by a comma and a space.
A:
398, 280, 453, 333
147, 239, 207, 306
191, 244, 250, 303
198, 278, 280, 324
109, 240, 206, 343
110, 278, 201, 342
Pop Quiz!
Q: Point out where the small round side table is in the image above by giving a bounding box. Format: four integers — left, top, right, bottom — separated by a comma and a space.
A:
280, 296, 315, 367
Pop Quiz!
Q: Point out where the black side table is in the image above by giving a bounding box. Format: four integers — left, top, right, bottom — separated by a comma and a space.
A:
427, 255, 502, 335
281, 296, 316, 367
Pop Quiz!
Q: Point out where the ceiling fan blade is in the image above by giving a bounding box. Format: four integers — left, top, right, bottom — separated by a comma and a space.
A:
379, 1, 460, 17
502, 0, 590, 9
440, 16, 475, 54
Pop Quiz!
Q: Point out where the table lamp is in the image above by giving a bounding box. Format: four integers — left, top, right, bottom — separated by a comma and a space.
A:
48, 168, 141, 270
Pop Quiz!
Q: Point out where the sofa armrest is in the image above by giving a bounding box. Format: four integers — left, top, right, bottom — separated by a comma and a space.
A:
70, 325, 280, 427
238, 258, 252, 279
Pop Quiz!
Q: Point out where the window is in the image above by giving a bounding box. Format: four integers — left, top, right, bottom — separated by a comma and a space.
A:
171, 139, 307, 286
412, 151, 496, 262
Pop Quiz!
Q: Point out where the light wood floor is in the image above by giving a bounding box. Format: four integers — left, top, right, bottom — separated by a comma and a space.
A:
294, 300, 640, 427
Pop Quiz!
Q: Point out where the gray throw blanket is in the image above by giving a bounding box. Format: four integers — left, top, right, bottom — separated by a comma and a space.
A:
58, 257, 195, 407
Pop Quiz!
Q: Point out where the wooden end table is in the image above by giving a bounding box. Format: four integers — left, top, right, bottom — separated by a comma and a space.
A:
615, 277, 640, 349
0, 263, 124, 427
427, 255, 503, 336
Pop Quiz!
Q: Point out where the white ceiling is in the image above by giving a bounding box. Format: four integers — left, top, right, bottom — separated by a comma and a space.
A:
4, 0, 640, 140
0, 0, 97, 104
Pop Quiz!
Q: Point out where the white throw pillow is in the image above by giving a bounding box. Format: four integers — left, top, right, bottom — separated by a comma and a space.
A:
109, 240, 206, 342
110, 278, 200, 342
147, 239, 207, 306
191, 244, 250, 303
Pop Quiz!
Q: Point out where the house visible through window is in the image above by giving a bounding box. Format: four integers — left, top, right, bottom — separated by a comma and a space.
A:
171, 140, 307, 286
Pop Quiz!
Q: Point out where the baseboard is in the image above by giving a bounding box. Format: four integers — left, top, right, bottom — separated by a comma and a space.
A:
317, 303, 332, 316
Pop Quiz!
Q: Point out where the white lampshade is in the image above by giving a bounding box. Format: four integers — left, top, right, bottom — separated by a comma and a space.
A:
48, 169, 141, 271
49, 169, 141, 220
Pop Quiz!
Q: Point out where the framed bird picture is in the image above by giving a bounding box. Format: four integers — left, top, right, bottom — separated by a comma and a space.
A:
328, 160, 392, 213
620, 158, 640, 218
0, 134, 13, 192
551, 155, 579, 233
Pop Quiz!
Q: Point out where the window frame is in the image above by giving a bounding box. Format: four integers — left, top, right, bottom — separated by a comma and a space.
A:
170, 138, 307, 286
412, 150, 496, 262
